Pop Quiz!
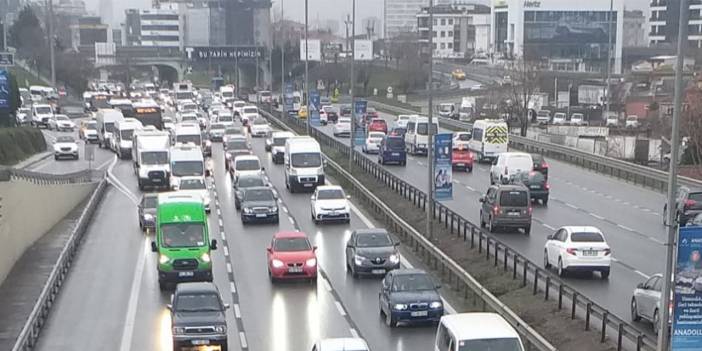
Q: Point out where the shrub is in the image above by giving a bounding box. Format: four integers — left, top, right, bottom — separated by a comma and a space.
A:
0, 127, 47, 165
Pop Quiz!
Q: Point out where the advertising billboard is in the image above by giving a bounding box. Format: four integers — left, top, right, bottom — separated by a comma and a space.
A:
434, 133, 453, 200
578, 85, 605, 105
309, 90, 320, 127
284, 82, 294, 115
185, 46, 264, 61
300, 39, 321, 61
0, 69, 9, 109
354, 40, 373, 61
672, 226, 702, 349
353, 100, 367, 146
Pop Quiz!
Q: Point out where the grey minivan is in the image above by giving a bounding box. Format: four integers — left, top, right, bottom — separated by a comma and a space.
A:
479, 184, 532, 234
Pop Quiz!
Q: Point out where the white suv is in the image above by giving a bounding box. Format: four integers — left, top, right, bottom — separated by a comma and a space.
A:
543, 226, 611, 279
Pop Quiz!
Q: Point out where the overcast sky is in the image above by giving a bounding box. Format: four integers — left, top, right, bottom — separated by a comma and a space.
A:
88, 0, 649, 32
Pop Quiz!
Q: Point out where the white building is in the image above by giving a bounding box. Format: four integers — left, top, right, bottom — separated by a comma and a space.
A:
417, 3, 491, 59
137, 7, 181, 48
491, 0, 623, 74
385, 0, 427, 39
649, 0, 702, 48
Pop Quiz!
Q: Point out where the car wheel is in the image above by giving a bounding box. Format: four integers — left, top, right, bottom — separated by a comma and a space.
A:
220, 340, 228, 351
385, 310, 397, 327
479, 211, 485, 228
601, 269, 610, 279
401, 160, 406, 166
54, 155, 59, 160
172, 340, 180, 351
159, 280, 167, 291
468, 167, 473, 173
524, 225, 531, 235
543, 250, 551, 269
653, 309, 660, 335
557, 258, 567, 277
542, 197, 549, 206
663, 207, 668, 226
489, 174, 494, 185
488, 217, 495, 233
631, 298, 641, 321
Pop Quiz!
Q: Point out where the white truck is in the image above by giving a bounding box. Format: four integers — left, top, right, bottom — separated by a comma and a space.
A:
96, 109, 125, 149
459, 97, 476, 121
468, 119, 509, 163
112, 118, 143, 159
404, 116, 439, 155
284, 137, 325, 193
170, 144, 205, 190
133, 130, 171, 190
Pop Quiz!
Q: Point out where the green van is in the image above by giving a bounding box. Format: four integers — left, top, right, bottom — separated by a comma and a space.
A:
151, 193, 217, 290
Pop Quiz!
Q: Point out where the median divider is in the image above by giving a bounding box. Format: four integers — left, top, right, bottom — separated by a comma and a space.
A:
260, 106, 556, 351
260, 105, 657, 351
369, 98, 702, 192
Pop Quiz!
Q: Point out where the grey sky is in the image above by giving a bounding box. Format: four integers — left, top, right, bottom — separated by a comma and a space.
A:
88, 0, 648, 31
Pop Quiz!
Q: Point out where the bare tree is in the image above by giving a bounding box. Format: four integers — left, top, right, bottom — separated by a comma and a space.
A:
504, 58, 542, 136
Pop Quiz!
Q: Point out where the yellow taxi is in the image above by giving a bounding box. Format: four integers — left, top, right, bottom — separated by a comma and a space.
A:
451, 69, 466, 80
298, 106, 308, 119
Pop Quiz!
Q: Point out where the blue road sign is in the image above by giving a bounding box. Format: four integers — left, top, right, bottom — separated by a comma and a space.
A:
353, 100, 367, 146
434, 133, 453, 200
309, 90, 320, 127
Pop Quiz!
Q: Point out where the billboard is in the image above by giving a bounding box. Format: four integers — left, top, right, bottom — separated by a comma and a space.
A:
284, 82, 294, 115
309, 90, 321, 127
354, 40, 373, 61
353, 100, 367, 146
0, 52, 14, 66
300, 39, 321, 61
0, 69, 9, 109
672, 226, 702, 349
434, 133, 453, 200
185, 46, 264, 61
578, 85, 605, 105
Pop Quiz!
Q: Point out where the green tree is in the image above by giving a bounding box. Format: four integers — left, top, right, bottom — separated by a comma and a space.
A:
9, 6, 47, 68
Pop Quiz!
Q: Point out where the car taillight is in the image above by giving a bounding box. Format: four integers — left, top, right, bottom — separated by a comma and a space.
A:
504, 167, 508, 175
527, 207, 533, 215
493, 206, 501, 215
603, 248, 611, 255
566, 248, 577, 255
541, 162, 548, 168
685, 199, 697, 208
545, 183, 550, 190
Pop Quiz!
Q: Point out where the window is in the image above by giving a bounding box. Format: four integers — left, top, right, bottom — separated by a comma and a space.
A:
448, 19, 453, 25
441, 31, 445, 37
441, 19, 446, 25
448, 43, 453, 49
437, 324, 452, 351
448, 31, 453, 37
433, 43, 437, 49
433, 19, 437, 25
440, 43, 446, 49
433, 31, 437, 37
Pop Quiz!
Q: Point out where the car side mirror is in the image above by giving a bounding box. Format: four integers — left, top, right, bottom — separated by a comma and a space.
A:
637, 282, 645, 289
546, 234, 554, 240
435, 283, 442, 289
310, 195, 316, 200
479, 197, 485, 203
224, 303, 231, 310
166, 304, 172, 310
313, 246, 318, 252
267, 247, 273, 253
210, 239, 218, 250
261, 166, 265, 171
151, 241, 158, 252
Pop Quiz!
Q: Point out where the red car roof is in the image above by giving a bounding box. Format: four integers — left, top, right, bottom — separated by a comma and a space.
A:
273, 231, 307, 239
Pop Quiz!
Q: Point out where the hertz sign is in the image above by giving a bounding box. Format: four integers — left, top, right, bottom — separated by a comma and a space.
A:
523, 1, 541, 8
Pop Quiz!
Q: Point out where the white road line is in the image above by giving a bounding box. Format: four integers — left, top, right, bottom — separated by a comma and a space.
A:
217, 208, 221, 216
565, 203, 578, 209
649, 237, 665, 245
223, 246, 229, 257
334, 301, 347, 316
617, 224, 634, 232
230, 282, 237, 293
288, 216, 295, 224
239, 332, 248, 349
321, 277, 333, 292
349, 328, 360, 338
454, 179, 461, 184
118, 238, 148, 351
220, 231, 226, 240
466, 185, 475, 192
218, 219, 224, 227
611, 257, 619, 262
227, 263, 232, 273
635, 270, 650, 279
542, 223, 555, 230
589, 213, 605, 220
234, 304, 241, 318
283, 207, 289, 213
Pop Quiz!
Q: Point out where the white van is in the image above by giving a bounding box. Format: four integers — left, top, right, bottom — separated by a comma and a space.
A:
113, 119, 143, 159
469, 119, 508, 162
490, 152, 534, 185
133, 129, 171, 190
284, 137, 324, 192
32, 104, 54, 128
170, 144, 205, 189
312, 338, 370, 351
96, 109, 125, 149
230, 154, 263, 180
404, 116, 439, 155
435, 313, 525, 351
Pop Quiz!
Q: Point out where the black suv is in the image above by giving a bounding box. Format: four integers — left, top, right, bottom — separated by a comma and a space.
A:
169, 282, 229, 350
138, 193, 158, 232
345, 229, 400, 277
665, 187, 702, 226
240, 186, 279, 224
516, 171, 549, 205
234, 174, 267, 210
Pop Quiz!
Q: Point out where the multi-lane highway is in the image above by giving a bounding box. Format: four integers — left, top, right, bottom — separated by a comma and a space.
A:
24, 127, 114, 174
31, 116, 459, 351
314, 109, 666, 331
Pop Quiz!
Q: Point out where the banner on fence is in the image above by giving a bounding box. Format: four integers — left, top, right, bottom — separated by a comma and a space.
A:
284, 82, 294, 115
309, 90, 320, 127
434, 133, 453, 200
672, 225, 702, 349
353, 100, 367, 146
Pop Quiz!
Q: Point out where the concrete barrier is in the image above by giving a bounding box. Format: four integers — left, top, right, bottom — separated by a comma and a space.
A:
0, 179, 97, 284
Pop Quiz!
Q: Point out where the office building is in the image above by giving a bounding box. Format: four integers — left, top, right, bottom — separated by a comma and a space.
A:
623, 10, 646, 47
70, 16, 108, 48
649, 0, 702, 48
124, 7, 181, 48
417, 3, 491, 59
386, 0, 428, 39
491, 0, 623, 74
183, 2, 226, 46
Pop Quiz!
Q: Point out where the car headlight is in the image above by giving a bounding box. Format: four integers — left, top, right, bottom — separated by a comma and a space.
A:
270, 206, 278, 213
272, 259, 284, 268
306, 258, 317, 267
172, 327, 185, 335
354, 255, 366, 265
393, 304, 408, 311
389, 254, 400, 264
226, 152, 232, 159
214, 325, 226, 333
205, 140, 212, 147
430, 301, 443, 309
159, 254, 170, 264
203, 195, 211, 206
243, 207, 252, 214
144, 214, 154, 221
201, 252, 211, 263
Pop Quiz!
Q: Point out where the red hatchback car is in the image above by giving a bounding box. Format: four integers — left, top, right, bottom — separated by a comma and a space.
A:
452, 146, 474, 172
368, 118, 388, 133
267, 231, 317, 283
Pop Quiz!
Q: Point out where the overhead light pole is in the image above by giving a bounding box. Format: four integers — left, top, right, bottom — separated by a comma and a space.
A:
426, 0, 435, 241
47, 0, 56, 87
603, 0, 613, 121
304, 0, 309, 134
280, 0, 286, 117
348, 0, 356, 170
659, 0, 689, 349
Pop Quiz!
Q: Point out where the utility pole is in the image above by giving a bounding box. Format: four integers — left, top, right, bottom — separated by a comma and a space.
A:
254, 7, 259, 90
47, 0, 56, 87
348, 0, 355, 170
603, 0, 613, 122
281, 0, 286, 116
344, 14, 351, 60
426, 0, 435, 241
659, 0, 688, 349
304, 0, 309, 134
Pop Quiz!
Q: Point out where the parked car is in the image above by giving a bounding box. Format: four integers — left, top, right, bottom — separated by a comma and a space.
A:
543, 226, 611, 279
552, 112, 566, 125
570, 113, 587, 126
536, 110, 551, 125
626, 115, 640, 128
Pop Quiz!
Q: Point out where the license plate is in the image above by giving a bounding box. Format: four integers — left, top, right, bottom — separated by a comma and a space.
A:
392, 152, 400, 156
456, 163, 465, 167
178, 271, 194, 277
191, 340, 210, 346
508, 212, 520, 216
371, 269, 386, 274
330, 211, 337, 215
583, 250, 597, 256
411, 311, 428, 317
288, 266, 303, 273
256, 214, 267, 218
303, 183, 313, 187
152, 179, 162, 183
530, 185, 540, 189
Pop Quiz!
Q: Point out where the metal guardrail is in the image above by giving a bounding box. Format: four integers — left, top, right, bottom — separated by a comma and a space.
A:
369, 99, 702, 192
260, 105, 658, 351
260, 106, 556, 351
11, 178, 107, 351
0, 167, 100, 184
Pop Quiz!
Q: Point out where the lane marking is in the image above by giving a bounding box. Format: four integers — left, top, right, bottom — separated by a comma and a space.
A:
565, 203, 578, 209
635, 270, 650, 279
589, 212, 605, 220
220, 231, 226, 240
118, 238, 148, 351
230, 282, 237, 293
218, 219, 224, 227
334, 301, 347, 316
223, 246, 229, 257
239, 332, 248, 349
466, 185, 475, 192
234, 304, 241, 318
227, 263, 232, 273
288, 216, 295, 224
542, 223, 555, 230
617, 224, 634, 232
217, 208, 221, 216
283, 207, 289, 213
349, 328, 360, 338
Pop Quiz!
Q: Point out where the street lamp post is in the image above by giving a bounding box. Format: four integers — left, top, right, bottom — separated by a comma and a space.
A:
348, 0, 356, 170
304, 0, 309, 135
281, 0, 286, 117
426, 0, 435, 241
603, 0, 613, 122
47, 0, 56, 87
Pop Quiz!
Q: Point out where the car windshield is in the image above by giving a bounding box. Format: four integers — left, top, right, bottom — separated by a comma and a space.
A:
104, 122, 116, 133
457, 338, 523, 351
36, 106, 52, 114
273, 137, 287, 146
439, 105, 452, 112
457, 133, 471, 141
385, 137, 404, 149
571, 232, 605, 243
274, 237, 311, 252
227, 140, 248, 150
291, 153, 322, 168
391, 274, 435, 292
225, 128, 242, 135
416, 123, 438, 136
244, 189, 274, 202
253, 118, 267, 125
211, 124, 225, 130
179, 178, 206, 190
572, 114, 583, 120
56, 116, 69, 121
218, 115, 233, 122
499, 191, 529, 206
120, 129, 134, 141
236, 159, 260, 171
175, 293, 221, 312
234, 102, 245, 108
142, 151, 168, 165
176, 134, 202, 145
143, 196, 158, 208
86, 122, 97, 130
522, 172, 545, 183
171, 161, 204, 176
56, 136, 75, 143
357, 233, 392, 247
237, 177, 265, 188
317, 189, 344, 200
244, 108, 258, 114
161, 223, 205, 248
